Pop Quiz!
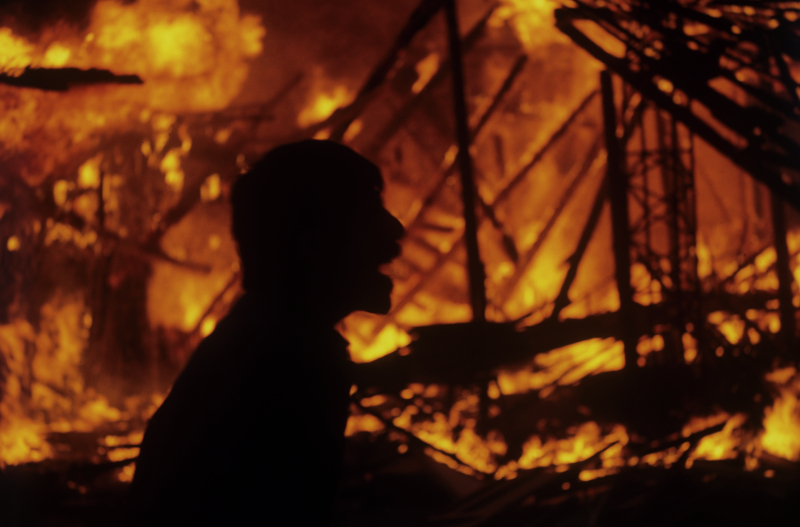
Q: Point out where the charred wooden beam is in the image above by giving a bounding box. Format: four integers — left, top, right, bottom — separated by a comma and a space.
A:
491, 89, 599, 208
353, 303, 668, 389
388, 52, 529, 240
326, 0, 446, 141
360, 25, 527, 342
445, 0, 487, 323
493, 136, 604, 311
602, 70, 638, 371
551, 177, 608, 320
360, 5, 502, 159
555, 3, 800, 211
368, 94, 601, 340
0, 67, 142, 91
184, 72, 303, 127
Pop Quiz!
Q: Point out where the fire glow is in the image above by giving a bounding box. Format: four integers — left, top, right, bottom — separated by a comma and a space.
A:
1, 0, 799, 507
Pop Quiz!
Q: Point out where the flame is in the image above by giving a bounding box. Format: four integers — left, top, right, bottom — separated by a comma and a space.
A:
297, 82, 353, 128
411, 409, 507, 473
339, 312, 412, 363
0, 0, 264, 184
631, 262, 663, 306
496, 422, 628, 480
344, 414, 385, 436
412, 53, 439, 94
760, 392, 800, 460
497, 338, 624, 395
491, 0, 564, 49
708, 311, 746, 344
0, 295, 130, 466
686, 413, 748, 465
760, 367, 800, 461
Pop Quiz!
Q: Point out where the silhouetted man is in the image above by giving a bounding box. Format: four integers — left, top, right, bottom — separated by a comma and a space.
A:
128, 140, 404, 526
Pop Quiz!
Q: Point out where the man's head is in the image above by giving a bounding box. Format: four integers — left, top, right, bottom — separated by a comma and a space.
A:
230, 140, 404, 322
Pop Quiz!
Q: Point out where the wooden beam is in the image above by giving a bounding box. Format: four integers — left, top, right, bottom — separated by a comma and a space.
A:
602, 70, 638, 370
445, 0, 487, 322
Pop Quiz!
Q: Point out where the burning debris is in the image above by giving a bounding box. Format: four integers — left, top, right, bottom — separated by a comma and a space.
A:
1, 0, 799, 525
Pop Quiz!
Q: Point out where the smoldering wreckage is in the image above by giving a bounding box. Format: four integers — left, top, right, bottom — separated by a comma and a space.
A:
1, 0, 800, 525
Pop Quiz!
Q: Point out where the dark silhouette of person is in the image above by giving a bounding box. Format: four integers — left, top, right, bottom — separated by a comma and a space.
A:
128, 140, 404, 526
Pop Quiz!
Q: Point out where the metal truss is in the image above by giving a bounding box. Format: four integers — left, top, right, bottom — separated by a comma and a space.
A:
603, 73, 702, 368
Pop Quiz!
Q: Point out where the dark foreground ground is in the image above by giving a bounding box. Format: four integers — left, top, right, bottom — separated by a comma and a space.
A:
2, 432, 799, 527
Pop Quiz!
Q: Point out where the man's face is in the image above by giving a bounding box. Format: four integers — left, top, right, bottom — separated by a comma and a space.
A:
337, 187, 404, 316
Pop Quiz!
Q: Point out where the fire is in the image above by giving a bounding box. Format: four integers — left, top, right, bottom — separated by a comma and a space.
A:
0, 27, 34, 73
339, 313, 412, 363
760, 392, 800, 461
685, 413, 748, 466
496, 422, 628, 480
0, 0, 262, 468
760, 367, 800, 461
412, 53, 439, 94
1, 0, 798, 510
491, 0, 564, 49
0, 295, 122, 466
344, 413, 384, 436
497, 338, 624, 395
297, 81, 353, 128
0, 0, 264, 184
403, 391, 508, 474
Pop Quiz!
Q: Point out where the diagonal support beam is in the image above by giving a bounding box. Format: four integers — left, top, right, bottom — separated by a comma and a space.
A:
551, 176, 608, 320
602, 70, 638, 371
445, 0, 487, 322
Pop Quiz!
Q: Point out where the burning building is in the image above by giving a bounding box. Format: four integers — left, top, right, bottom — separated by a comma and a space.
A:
0, 0, 799, 525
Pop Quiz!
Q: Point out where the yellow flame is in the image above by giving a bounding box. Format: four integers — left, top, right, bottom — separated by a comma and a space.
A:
344, 414, 385, 436
492, 0, 563, 49
78, 155, 103, 189
497, 338, 623, 395
412, 53, 439, 94
42, 43, 72, 68
339, 313, 412, 363
0, 295, 132, 466
761, 391, 800, 461
689, 413, 747, 463
200, 174, 221, 202
0, 0, 264, 183
496, 422, 628, 479
0, 27, 34, 74
297, 84, 353, 128
6, 236, 20, 251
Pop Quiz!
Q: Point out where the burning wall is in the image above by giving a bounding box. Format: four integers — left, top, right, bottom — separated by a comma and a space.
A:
0, 0, 799, 506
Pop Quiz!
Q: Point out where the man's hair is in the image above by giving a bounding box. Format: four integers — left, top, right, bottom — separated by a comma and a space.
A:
230, 140, 383, 292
